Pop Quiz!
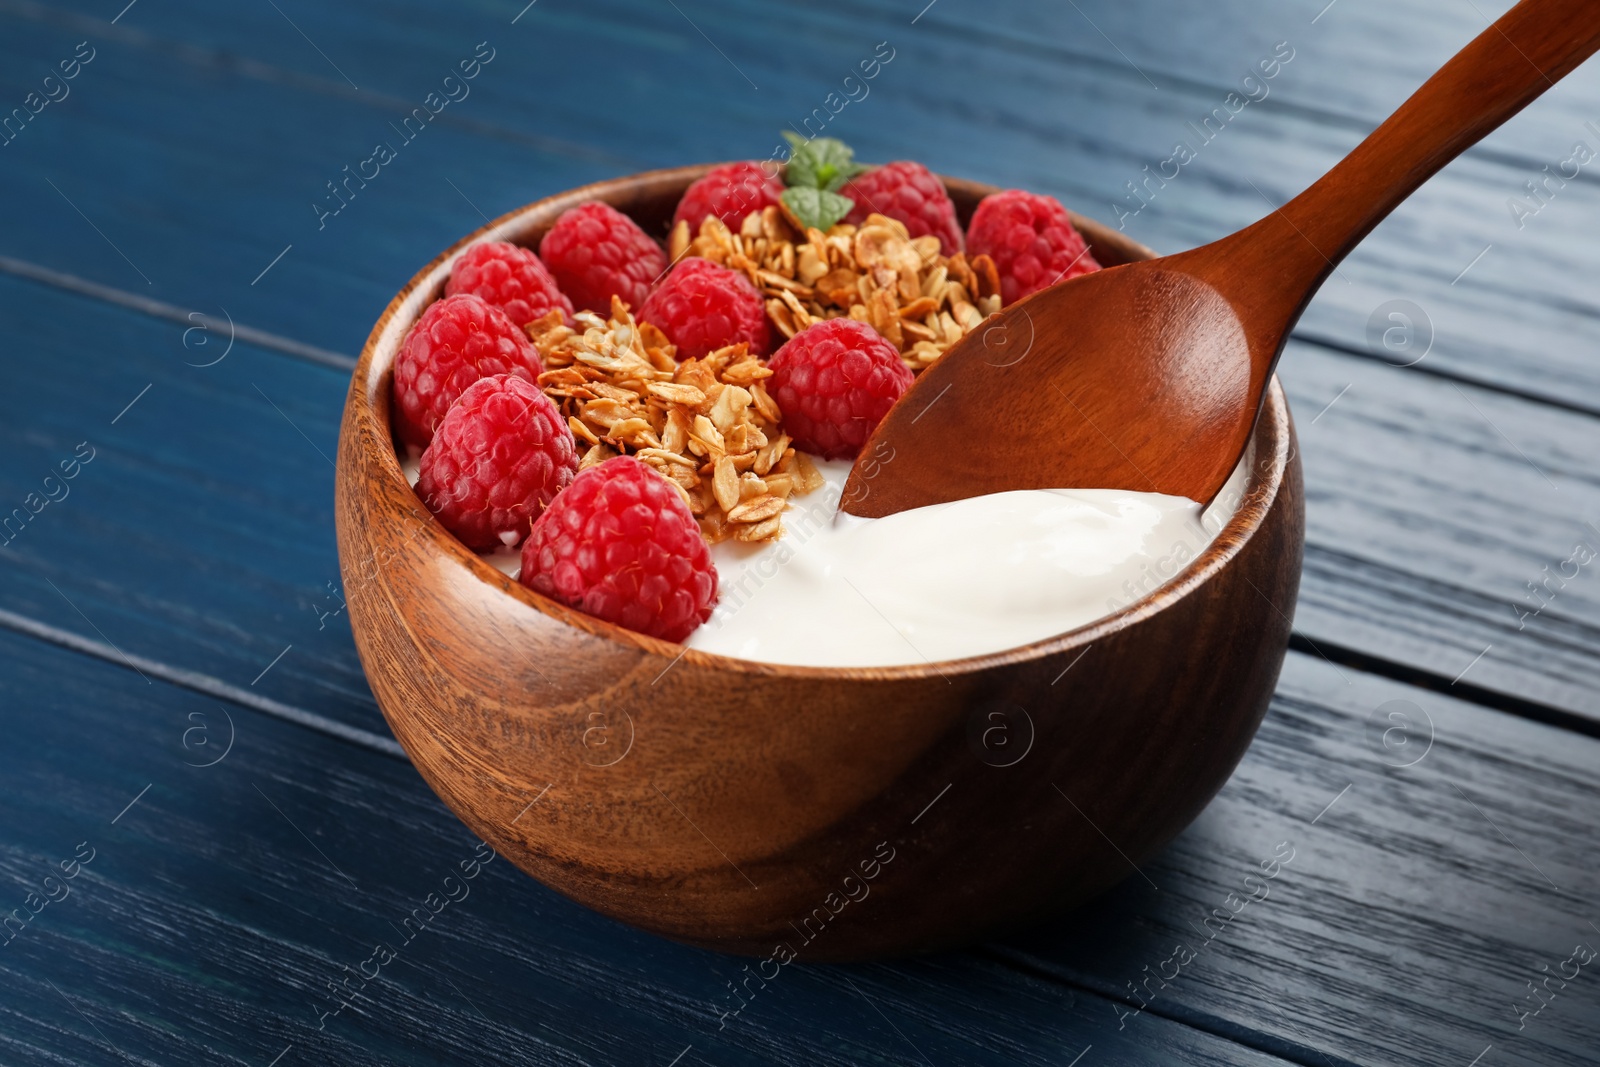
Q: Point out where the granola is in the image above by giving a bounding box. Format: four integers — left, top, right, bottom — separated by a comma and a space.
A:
668, 206, 1004, 372
527, 298, 823, 544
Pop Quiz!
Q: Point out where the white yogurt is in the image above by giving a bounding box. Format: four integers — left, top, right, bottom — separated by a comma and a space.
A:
404, 449, 1252, 668
686, 456, 1250, 667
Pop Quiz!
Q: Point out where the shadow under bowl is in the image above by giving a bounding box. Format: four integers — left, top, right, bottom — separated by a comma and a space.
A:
335, 164, 1305, 961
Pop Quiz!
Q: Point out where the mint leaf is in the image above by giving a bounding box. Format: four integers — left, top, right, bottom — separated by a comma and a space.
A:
783, 134, 870, 192
780, 187, 855, 232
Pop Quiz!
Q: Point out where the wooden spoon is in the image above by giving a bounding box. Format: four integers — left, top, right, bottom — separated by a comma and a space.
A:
842, 0, 1600, 517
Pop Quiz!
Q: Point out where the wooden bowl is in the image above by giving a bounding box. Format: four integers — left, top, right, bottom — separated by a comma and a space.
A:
335, 165, 1304, 961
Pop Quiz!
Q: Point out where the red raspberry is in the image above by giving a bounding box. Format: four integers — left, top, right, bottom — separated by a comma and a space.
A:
392, 293, 542, 448
445, 241, 574, 328
639, 258, 771, 360
767, 318, 913, 460
538, 202, 668, 316
966, 189, 1102, 305
520, 457, 717, 642
415, 375, 578, 551
673, 162, 784, 233
841, 162, 964, 255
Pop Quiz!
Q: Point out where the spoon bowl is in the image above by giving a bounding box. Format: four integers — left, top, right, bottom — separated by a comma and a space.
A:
842, 264, 1254, 516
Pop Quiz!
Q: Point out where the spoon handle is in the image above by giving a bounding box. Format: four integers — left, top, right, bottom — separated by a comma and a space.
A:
1226, 0, 1600, 307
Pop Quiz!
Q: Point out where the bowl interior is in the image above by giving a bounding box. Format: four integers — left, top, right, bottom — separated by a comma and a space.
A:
352, 165, 1290, 680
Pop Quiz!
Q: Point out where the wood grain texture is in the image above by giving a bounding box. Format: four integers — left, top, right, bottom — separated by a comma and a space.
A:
336, 167, 1304, 959
0, 625, 1308, 1067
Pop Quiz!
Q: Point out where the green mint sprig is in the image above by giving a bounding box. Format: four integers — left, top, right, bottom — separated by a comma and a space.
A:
779, 187, 855, 233
782, 131, 871, 192
779, 132, 870, 231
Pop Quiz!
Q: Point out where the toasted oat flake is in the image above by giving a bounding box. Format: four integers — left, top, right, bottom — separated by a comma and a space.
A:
733, 516, 783, 542
682, 208, 1003, 372
527, 298, 816, 543
727, 495, 785, 523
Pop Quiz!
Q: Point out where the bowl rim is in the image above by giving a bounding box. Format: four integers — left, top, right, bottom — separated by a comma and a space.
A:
347, 163, 1292, 681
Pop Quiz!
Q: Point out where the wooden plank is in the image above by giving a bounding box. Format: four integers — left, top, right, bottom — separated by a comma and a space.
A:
0, 273, 378, 734
5, 0, 1600, 411
997, 650, 1600, 1067
0, 10, 628, 356
0, 625, 1299, 1067
916, 0, 1600, 162
1280, 335, 1600, 719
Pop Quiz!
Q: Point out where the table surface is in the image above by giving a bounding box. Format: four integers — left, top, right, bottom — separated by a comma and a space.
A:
3, 1, 1598, 1064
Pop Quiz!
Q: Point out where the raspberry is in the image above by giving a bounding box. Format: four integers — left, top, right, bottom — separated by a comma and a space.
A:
445, 241, 574, 328
674, 162, 785, 233
966, 189, 1102, 305
538, 202, 668, 316
840, 162, 964, 255
767, 318, 913, 460
639, 258, 771, 360
520, 456, 718, 642
415, 375, 578, 551
392, 293, 543, 448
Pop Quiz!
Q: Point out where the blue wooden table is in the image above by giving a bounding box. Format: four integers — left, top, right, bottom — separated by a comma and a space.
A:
3, 1, 1599, 1064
